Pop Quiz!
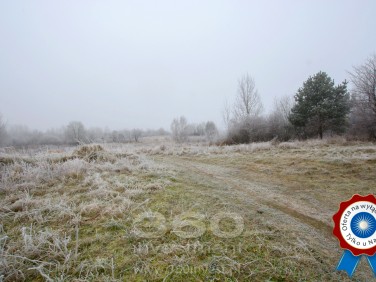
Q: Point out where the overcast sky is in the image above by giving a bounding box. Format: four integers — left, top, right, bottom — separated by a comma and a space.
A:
1, 0, 375, 131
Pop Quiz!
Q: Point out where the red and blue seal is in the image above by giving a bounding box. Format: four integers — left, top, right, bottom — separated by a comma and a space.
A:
333, 194, 376, 277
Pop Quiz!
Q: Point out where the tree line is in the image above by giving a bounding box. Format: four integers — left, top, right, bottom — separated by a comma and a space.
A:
220, 54, 376, 144
0, 54, 375, 147
0, 120, 168, 147
170, 117, 218, 143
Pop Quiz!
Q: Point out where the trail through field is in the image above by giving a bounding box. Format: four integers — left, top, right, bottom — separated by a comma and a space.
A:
151, 152, 375, 280
158, 155, 335, 246
150, 148, 375, 280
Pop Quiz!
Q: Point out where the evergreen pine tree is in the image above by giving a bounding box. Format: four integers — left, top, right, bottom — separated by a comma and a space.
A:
289, 71, 350, 139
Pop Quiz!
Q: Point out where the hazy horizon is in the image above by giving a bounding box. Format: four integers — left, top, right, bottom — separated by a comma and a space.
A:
1, 0, 375, 131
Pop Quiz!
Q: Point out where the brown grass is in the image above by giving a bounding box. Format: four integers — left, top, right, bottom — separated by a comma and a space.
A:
0, 140, 375, 281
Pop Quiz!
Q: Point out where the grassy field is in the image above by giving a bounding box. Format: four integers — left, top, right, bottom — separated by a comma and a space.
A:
0, 139, 375, 281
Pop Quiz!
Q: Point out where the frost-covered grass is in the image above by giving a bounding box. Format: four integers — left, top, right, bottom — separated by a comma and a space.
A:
0, 140, 375, 281
0, 144, 173, 281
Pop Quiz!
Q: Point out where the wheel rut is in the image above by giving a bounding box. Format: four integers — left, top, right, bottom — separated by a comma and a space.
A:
157, 155, 333, 237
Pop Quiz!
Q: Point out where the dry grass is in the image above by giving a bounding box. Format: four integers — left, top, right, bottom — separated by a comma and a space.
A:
0, 144, 173, 281
0, 140, 375, 281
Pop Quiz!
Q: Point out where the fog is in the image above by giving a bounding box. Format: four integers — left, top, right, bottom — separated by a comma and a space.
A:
1, 0, 375, 130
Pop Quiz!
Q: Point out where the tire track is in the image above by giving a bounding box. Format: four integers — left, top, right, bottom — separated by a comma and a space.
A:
157, 155, 333, 237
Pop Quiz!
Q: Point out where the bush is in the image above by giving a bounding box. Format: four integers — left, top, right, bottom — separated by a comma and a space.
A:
73, 144, 107, 162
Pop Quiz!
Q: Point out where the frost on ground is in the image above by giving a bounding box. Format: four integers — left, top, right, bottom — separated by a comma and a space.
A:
0, 140, 375, 281
0, 144, 173, 281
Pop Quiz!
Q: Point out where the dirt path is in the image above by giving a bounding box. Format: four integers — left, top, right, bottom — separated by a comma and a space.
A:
155, 155, 337, 251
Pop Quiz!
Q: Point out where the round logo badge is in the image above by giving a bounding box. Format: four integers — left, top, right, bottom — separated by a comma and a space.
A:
333, 194, 376, 256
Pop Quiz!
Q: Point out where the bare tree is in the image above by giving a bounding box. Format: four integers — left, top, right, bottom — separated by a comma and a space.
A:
233, 74, 263, 120
131, 129, 143, 142
222, 74, 264, 143
275, 95, 294, 123
193, 123, 206, 136
171, 116, 189, 142
87, 127, 105, 143
65, 121, 86, 145
349, 54, 376, 139
222, 99, 232, 131
205, 121, 218, 142
268, 95, 294, 141
0, 114, 7, 146
110, 130, 120, 143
